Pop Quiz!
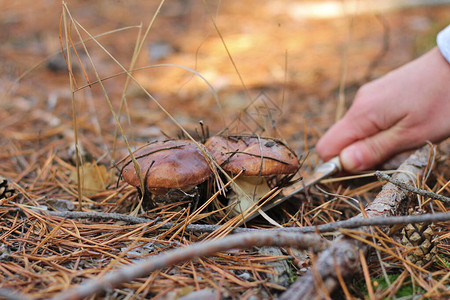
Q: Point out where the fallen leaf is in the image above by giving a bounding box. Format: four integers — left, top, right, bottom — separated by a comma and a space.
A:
70, 162, 113, 196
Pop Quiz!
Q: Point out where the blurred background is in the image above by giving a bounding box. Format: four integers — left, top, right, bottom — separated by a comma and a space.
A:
0, 0, 449, 162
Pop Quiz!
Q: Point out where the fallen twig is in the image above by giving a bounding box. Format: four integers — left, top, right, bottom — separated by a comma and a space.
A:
41, 210, 158, 224
274, 212, 450, 232
38, 208, 450, 233
375, 170, 450, 204
51, 231, 328, 300
37, 207, 450, 233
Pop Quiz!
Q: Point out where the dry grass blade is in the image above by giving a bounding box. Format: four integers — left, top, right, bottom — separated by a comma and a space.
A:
359, 249, 374, 299
111, 0, 165, 161
61, 7, 83, 211
333, 257, 352, 300
200, 0, 251, 103
62, 3, 150, 212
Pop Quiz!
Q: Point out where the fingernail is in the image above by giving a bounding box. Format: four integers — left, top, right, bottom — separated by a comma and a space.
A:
340, 145, 363, 171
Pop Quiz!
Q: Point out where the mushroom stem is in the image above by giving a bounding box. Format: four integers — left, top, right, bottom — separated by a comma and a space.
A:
229, 176, 271, 214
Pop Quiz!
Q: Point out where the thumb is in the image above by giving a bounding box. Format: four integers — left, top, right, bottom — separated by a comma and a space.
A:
339, 127, 407, 172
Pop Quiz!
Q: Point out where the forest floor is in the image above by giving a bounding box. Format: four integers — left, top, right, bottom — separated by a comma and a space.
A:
0, 1, 449, 299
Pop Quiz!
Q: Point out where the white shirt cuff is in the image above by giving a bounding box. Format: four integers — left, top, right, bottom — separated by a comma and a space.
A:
437, 25, 450, 64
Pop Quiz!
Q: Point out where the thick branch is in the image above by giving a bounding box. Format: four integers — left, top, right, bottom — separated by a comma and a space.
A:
0, 288, 31, 300
279, 146, 432, 300
51, 231, 328, 300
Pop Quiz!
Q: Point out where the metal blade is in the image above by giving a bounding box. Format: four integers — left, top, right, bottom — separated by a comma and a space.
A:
241, 156, 342, 224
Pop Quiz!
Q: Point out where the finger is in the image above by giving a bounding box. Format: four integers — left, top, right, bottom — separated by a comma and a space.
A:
316, 106, 382, 161
339, 126, 413, 172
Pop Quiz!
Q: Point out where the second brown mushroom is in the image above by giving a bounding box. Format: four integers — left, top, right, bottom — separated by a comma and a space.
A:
205, 135, 300, 215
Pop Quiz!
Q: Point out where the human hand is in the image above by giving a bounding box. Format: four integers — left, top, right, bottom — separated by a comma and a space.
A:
316, 47, 450, 172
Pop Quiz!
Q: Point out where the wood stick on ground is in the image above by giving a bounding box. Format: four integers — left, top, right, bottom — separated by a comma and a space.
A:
279, 145, 431, 300
375, 170, 450, 204
51, 231, 329, 300
38, 207, 450, 233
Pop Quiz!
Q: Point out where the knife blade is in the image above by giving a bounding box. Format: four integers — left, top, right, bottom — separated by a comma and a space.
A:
240, 156, 342, 224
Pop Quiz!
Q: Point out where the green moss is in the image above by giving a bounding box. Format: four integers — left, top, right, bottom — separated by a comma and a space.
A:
356, 273, 426, 299
286, 260, 298, 284
434, 253, 450, 269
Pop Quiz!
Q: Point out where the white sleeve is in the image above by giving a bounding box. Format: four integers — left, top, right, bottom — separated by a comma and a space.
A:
437, 25, 450, 64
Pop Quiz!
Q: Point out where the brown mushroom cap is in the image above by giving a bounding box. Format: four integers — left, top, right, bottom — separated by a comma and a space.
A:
204, 135, 299, 176
121, 140, 212, 193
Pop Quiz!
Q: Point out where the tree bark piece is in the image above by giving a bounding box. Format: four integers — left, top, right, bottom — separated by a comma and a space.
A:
279, 146, 431, 300
258, 246, 291, 288
375, 170, 450, 204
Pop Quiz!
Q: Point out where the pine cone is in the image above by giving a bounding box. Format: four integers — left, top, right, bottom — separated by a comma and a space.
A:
0, 176, 15, 201
401, 208, 437, 266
